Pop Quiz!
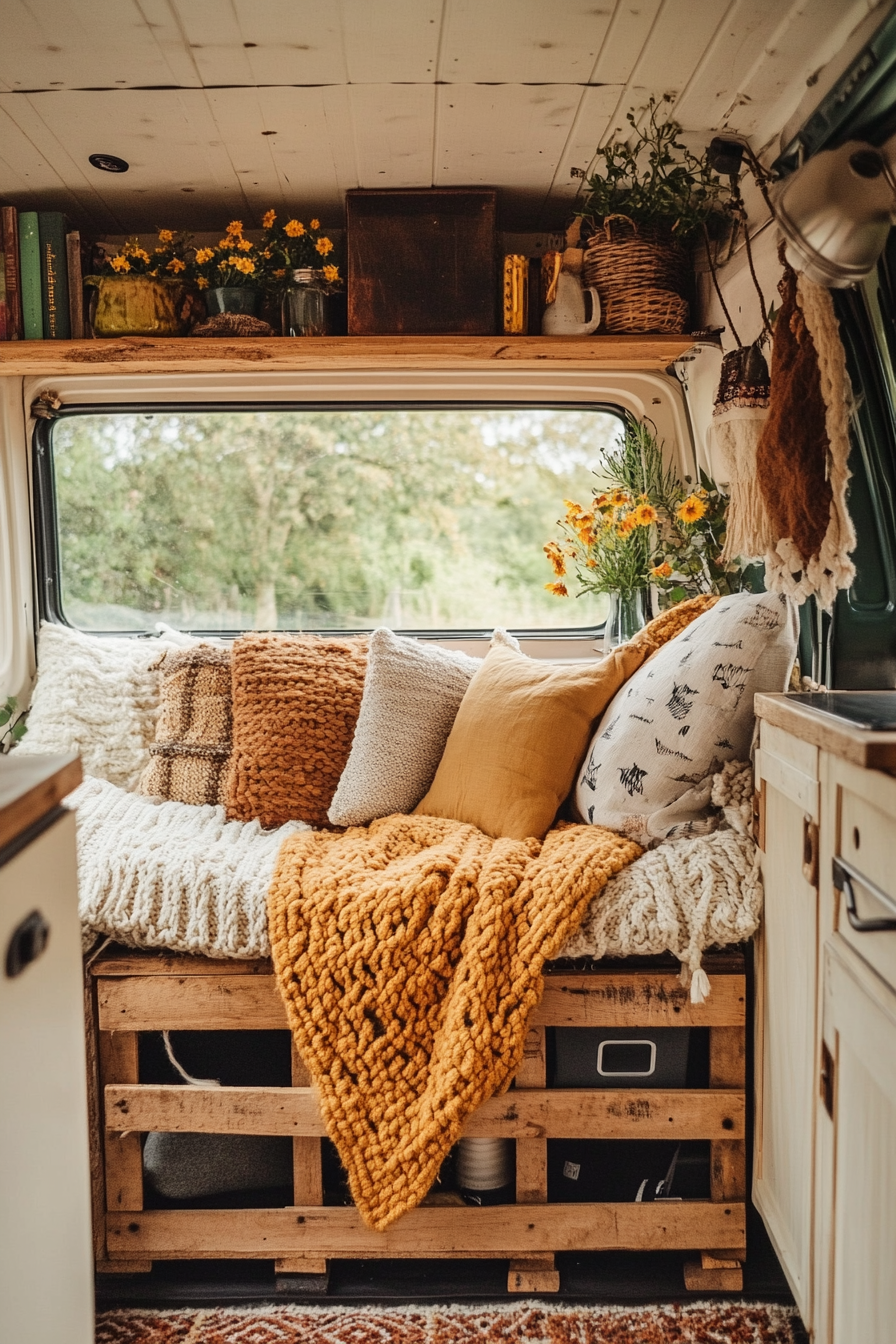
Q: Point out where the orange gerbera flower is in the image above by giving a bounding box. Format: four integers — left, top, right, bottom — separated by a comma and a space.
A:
633, 503, 658, 527
677, 494, 707, 524
543, 541, 566, 577
545, 582, 568, 597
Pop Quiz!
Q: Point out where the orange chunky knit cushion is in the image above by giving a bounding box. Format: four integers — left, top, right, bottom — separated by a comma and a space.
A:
226, 634, 368, 829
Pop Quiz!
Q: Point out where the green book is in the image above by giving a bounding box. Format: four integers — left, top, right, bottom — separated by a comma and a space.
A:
38, 211, 70, 339
18, 212, 43, 340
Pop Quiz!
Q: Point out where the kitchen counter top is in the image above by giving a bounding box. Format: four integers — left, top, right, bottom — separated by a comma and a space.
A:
755, 692, 896, 771
0, 753, 82, 854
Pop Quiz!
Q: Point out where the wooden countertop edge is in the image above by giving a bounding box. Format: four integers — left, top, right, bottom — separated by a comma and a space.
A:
755, 693, 896, 770
0, 753, 83, 852
0, 333, 695, 377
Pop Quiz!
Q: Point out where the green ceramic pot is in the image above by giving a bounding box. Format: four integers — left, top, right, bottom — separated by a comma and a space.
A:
86, 275, 187, 337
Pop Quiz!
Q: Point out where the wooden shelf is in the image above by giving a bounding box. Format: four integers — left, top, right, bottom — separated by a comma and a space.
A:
0, 333, 695, 378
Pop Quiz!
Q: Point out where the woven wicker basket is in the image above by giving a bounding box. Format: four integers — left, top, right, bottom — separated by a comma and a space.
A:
583, 214, 690, 334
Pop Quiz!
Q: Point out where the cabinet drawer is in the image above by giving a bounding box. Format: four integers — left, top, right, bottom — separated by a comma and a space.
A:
835, 781, 896, 992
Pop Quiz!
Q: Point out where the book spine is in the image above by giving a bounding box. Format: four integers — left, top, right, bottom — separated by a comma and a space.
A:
38, 211, 70, 339
18, 212, 43, 340
1, 208, 23, 339
66, 230, 83, 339
0, 251, 7, 340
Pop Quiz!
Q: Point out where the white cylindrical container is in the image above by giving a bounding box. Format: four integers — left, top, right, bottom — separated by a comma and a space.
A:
455, 1137, 514, 1196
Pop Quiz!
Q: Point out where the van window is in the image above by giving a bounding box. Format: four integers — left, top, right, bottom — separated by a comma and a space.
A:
43, 405, 623, 636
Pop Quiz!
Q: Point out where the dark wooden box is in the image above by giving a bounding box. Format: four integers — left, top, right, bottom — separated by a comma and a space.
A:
346, 189, 498, 336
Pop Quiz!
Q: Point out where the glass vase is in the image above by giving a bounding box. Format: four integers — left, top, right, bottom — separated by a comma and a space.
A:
281, 268, 328, 337
205, 286, 261, 317
604, 590, 648, 647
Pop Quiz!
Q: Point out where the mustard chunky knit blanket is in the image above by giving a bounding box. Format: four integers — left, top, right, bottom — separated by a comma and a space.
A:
267, 814, 641, 1231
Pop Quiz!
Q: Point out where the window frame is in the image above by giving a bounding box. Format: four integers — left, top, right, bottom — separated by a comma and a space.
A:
34, 398, 632, 642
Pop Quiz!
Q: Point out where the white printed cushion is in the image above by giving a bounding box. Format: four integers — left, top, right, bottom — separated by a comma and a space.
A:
328, 627, 518, 827
16, 622, 194, 791
574, 592, 798, 843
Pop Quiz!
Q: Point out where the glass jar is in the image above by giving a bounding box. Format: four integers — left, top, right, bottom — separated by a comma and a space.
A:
281, 268, 328, 337
604, 590, 648, 647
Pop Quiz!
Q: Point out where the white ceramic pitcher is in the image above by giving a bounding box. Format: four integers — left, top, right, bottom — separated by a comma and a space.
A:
541, 271, 601, 335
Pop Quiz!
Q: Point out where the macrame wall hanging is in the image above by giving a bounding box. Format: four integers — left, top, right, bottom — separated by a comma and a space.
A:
755, 246, 856, 610
705, 200, 775, 565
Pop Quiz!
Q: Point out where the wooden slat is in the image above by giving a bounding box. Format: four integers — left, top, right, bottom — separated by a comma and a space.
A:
508, 1256, 559, 1293
0, 334, 695, 378
97, 974, 286, 1031
533, 973, 746, 1028
709, 1026, 747, 1203
98, 971, 746, 1032
91, 953, 272, 977
99, 1033, 143, 1215
291, 1044, 323, 1207
755, 692, 896, 772
105, 1084, 745, 1141
515, 1026, 547, 1204
105, 1201, 746, 1259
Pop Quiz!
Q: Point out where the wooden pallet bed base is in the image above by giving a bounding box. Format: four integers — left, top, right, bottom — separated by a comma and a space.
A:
89, 950, 748, 1292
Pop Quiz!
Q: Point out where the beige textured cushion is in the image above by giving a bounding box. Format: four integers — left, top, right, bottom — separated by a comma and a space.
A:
139, 646, 233, 807
328, 628, 521, 827
573, 591, 799, 843
415, 642, 648, 841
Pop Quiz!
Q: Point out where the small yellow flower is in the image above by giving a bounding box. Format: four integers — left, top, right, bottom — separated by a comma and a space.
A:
262, 209, 276, 229
633, 503, 658, 527
154, 247, 166, 255
284, 219, 304, 237
310, 218, 320, 230
273, 268, 286, 279
322, 264, 339, 283
234, 256, 255, 275
586, 558, 598, 569
237, 238, 253, 252
315, 236, 334, 256
195, 248, 214, 264
617, 515, 636, 537
593, 492, 609, 508
131, 247, 150, 264
196, 276, 209, 289
677, 494, 707, 524
651, 561, 673, 579
227, 220, 243, 235
609, 488, 631, 507
545, 582, 568, 597
543, 541, 566, 577
110, 254, 130, 272
563, 498, 584, 517
166, 257, 186, 273
157, 229, 174, 244
263, 248, 271, 258
217, 258, 230, 270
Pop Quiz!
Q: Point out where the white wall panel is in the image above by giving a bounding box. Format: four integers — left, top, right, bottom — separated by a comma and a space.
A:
342, 0, 442, 84
349, 86, 435, 188
438, 0, 616, 84
588, 0, 664, 84
172, 0, 348, 88
0, 0, 197, 92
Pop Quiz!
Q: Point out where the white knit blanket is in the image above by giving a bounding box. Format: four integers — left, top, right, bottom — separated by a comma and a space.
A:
72, 769, 761, 991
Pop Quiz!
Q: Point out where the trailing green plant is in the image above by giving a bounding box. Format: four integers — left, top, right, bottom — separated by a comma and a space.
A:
0, 696, 27, 753
578, 98, 730, 240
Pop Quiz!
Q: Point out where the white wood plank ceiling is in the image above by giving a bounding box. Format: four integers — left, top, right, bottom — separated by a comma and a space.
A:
0, 0, 884, 233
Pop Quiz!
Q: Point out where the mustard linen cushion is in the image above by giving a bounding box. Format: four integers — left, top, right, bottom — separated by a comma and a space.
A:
414, 642, 647, 841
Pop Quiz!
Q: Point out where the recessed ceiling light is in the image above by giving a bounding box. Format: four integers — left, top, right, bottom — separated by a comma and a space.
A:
89, 153, 129, 173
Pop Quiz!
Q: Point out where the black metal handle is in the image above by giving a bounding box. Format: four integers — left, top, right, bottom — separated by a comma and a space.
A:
5, 910, 50, 978
833, 857, 896, 933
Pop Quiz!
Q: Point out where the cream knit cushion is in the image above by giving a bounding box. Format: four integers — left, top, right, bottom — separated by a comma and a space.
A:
574, 591, 798, 844
73, 776, 309, 957
17, 622, 195, 791
328, 628, 519, 827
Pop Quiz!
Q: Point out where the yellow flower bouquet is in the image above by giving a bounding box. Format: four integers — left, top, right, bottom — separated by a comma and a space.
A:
90, 228, 193, 278
190, 220, 264, 290
259, 210, 342, 292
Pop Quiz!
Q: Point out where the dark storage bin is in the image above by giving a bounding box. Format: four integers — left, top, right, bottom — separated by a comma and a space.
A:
553, 1026, 691, 1089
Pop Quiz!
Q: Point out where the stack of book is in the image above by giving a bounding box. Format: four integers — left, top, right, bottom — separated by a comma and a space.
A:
1, 208, 85, 340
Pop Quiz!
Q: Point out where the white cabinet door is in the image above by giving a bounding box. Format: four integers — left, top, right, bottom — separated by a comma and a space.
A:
754, 724, 820, 1324
824, 938, 896, 1344
0, 809, 94, 1344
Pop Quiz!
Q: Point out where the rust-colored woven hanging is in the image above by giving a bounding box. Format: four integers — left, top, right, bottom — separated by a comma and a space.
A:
582, 214, 690, 334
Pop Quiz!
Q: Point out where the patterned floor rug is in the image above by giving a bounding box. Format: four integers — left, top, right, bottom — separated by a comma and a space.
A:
95, 1300, 802, 1343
